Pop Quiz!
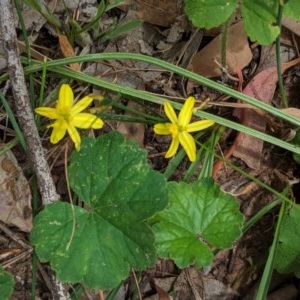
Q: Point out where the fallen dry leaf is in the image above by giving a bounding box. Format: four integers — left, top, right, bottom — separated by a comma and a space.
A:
281, 107, 300, 119
232, 67, 277, 169
282, 17, 300, 37
58, 34, 80, 71
117, 101, 145, 148
232, 58, 300, 169
0, 148, 32, 232
119, 0, 182, 27
189, 21, 252, 77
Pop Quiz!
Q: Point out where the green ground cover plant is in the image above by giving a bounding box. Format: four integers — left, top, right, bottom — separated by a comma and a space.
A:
1, 0, 300, 299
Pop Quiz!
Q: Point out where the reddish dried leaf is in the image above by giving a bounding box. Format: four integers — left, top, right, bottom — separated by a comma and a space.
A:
232, 67, 278, 169
232, 59, 300, 169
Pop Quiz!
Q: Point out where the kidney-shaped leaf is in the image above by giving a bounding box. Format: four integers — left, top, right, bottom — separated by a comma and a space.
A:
153, 179, 244, 269
284, 0, 300, 20
0, 264, 14, 300
184, 0, 238, 29
241, 0, 280, 45
274, 205, 300, 278
31, 132, 168, 289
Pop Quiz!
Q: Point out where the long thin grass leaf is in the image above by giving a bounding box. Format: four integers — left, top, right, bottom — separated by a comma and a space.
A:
0, 91, 27, 151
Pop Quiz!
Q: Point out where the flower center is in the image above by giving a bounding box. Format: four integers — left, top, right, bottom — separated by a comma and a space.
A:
169, 124, 179, 137
59, 111, 72, 122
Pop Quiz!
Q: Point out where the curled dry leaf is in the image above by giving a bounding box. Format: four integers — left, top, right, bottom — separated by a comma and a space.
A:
189, 21, 253, 77
0, 149, 32, 232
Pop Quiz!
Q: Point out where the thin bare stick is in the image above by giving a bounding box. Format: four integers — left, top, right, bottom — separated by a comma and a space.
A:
0, 0, 59, 204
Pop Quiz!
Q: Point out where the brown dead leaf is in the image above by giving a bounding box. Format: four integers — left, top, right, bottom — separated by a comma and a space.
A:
57, 34, 80, 71
174, 268, 204, 300
282, 17, 300, 37
281, 107, 300, 119
0, 149, 32, 232
189, 22, 252, 77
116, 101, 145, 148
119, 0, 182, 27
151, 278, 173, 300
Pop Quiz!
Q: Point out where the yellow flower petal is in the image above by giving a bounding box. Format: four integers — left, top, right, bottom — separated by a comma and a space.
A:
178, 97, 195, 127
49, 119, 67, 144
165, 136, 179, 158
154, 123, 172, 135
66, 123, 81, 150
178, 132, 196, 161
71, 96, 94, 115
35, 107, 61, 119
186, 120, 215, 133
164, 102, 178, 124
56, 84, 74, 113
72, 113, 104, 129
90, 118, 103, 129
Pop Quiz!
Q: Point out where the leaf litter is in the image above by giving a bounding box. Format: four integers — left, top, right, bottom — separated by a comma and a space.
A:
1, 0, 300, 299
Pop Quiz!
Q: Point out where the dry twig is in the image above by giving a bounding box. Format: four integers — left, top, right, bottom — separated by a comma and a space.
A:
0, 0, 59, 204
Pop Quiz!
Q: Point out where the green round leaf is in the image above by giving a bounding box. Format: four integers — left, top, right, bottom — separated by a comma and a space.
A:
241, 0, 280, 45
184, 0, 238, 29
31, 132, 168, 289
274, 205, 300, 277
284, 0, 300, 20
0, 264, 14, 300
153, 179, 244, 269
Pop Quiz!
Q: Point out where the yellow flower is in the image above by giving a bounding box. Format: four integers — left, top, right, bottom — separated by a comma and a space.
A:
154, 97, 214, 161
35, 84, 104, 150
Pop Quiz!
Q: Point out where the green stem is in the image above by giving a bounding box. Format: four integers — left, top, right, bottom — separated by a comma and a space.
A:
31, 253, 38, 300
276, 0, 288, 107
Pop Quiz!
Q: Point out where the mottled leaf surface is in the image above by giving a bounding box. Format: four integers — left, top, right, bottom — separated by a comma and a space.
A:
31, 132, 168, 289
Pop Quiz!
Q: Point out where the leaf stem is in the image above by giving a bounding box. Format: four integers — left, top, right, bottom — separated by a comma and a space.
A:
276, 0, 288, 107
